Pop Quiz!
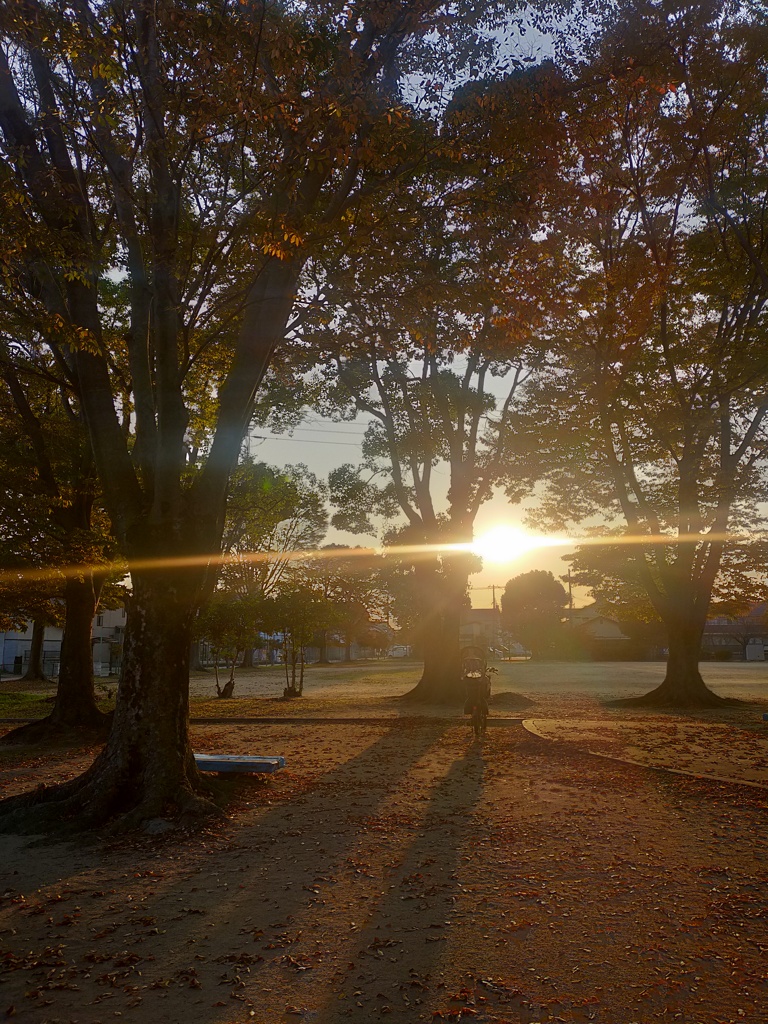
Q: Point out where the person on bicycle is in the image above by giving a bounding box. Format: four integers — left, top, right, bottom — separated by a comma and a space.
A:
463, 657, 490, 735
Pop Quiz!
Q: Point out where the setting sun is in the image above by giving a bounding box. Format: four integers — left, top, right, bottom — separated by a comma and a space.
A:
470, 525, 569, 564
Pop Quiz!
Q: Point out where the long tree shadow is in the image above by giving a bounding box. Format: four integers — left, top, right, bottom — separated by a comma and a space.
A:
313, 740, 486, 1022
0, 721, 451, 1021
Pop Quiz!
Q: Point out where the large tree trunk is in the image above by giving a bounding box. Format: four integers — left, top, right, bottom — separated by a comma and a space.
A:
402, 560, 465, 705
405, 619, 464, 705
620, 615, 732, 708
2, 574, 109, 745
21, 618, 47, 682
0, 573, 217, 832
52, 575, 106, 726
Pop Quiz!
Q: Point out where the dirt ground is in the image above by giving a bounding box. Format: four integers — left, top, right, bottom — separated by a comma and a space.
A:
1, 664, 767, 1024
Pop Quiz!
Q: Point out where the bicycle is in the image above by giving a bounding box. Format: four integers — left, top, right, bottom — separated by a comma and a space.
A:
461, 645, 492, 741
469, 698, 488, 739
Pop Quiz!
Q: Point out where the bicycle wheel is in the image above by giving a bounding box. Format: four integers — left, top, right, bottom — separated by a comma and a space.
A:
472, 704, 483, 739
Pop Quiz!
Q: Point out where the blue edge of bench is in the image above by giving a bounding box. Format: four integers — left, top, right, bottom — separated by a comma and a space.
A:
194, 754, 285, 774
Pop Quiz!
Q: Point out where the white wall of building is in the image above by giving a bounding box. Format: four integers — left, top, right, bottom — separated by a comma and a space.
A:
0, 606, 127, 677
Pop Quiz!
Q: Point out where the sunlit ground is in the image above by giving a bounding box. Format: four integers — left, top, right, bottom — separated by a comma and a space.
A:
1, 674, 767, 1024
3, 660, 767, 712
186, 658, 768, 703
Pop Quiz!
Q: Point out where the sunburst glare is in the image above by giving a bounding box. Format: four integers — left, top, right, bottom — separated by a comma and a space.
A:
469, 525, 570, 564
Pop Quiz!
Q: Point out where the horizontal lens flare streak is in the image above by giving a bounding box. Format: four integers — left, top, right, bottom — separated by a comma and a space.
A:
0, 530, 754, 586
576, 532, 738, 546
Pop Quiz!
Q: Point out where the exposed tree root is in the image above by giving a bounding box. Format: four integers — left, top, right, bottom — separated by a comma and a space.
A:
0, 710, 112, 746
0, 748, 224, 836
0, 775, 86, 836
109, 786, 224, 835
608, 681, 740, 710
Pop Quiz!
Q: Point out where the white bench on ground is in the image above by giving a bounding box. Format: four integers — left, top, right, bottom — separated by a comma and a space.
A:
194, 754, 285, 774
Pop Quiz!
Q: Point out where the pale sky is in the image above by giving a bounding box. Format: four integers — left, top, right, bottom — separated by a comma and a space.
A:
246, 419, 591, 610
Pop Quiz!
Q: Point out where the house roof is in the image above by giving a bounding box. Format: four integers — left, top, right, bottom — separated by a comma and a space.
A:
570, 603, 614, 624
463, 607, 501, 622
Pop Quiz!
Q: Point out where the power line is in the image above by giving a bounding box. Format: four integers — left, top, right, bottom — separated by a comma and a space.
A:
251, 434, 362, 447
302, 416, 369, 427
290, 426, 368, 435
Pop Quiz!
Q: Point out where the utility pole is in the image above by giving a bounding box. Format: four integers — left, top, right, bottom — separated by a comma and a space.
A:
567, 569, 573, 627
471, 584, 502, 610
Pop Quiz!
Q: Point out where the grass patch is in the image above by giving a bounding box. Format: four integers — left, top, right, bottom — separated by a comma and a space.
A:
301, 662, 421, 684
0, 689, 116, 719
191, 661, 421, 688
190, 695, 360, 718
0, 691, 52, 719
93, 684, 117, 713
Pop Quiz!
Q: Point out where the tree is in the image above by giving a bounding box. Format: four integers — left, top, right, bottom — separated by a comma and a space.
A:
262, 588, 336, 698
214, 458, 327, 670
195, 459, 328, 693
195, 593, 264, 698
220, 460, 328, 601
514, 0, 768, 706
0, 0, 510, 828
568, 534, 768, 661
566, 533, 768, 626
325, 327, 525, 703
330, 598, 370, 661
500, 570, 567, 658
312, 80, 563, 702
302, 545, 388, 661
0, 331, 116, 740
